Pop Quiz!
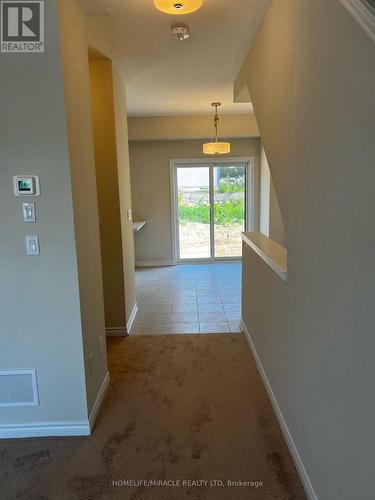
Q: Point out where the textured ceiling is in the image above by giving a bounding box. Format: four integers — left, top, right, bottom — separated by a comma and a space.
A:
78, 0, 271, 116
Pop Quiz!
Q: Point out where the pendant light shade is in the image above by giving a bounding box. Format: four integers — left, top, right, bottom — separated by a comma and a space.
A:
203, 142, 231, 155
154, 0, 203, 15
203, 103, 231, 155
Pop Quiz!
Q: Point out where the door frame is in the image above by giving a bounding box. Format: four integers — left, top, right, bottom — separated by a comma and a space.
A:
170, 157, 258, 265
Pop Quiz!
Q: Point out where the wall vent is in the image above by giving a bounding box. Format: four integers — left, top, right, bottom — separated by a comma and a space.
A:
0, 370, 39, 407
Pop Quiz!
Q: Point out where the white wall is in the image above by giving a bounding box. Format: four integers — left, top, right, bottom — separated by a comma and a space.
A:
128, 114, 260, 141
0, 0, 88, 428
240, 1, 375, 498
0, 0, 109, 436
259, 145, 271, 236
269, 177, 287, 248
129, 138, 260, 265
259, 144, 287, 247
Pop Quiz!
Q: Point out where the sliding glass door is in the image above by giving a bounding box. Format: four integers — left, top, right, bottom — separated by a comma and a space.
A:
174, 162, 250, 262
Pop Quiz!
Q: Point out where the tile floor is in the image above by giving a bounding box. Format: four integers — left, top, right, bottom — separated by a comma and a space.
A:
132, 262, 242, 335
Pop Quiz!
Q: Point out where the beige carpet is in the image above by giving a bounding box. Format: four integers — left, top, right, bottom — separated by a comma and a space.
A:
1, 334, 306, 500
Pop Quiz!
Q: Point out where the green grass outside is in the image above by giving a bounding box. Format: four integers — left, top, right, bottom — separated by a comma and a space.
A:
179, 200, 245, 226
218, 181, 245, 193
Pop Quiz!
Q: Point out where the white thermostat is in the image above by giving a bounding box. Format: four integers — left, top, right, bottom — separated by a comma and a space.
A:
13, 176, 40, 196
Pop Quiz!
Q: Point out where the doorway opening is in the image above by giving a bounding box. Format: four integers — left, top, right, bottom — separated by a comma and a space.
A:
171, 158, 256, 263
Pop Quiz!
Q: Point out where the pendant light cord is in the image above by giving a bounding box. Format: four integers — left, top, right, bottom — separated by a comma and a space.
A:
203, 102, 230, 155
214, 104, 219, 143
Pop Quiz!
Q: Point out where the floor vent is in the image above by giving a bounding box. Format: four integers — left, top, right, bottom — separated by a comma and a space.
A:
0, 370, 39, 407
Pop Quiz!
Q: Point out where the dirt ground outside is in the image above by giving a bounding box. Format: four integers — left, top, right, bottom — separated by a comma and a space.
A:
180, 191, 244, 204
179, 222, 243, 259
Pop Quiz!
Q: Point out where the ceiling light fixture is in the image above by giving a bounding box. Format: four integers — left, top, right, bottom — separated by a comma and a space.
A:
203, 103, 231, 155
154, 0, 203, 15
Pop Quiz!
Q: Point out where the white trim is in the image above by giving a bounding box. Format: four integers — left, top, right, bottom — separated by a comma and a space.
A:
133, 221, 147, 232
259, 145, 271, 236
178, 257, 242, 264
170, 157, 257, 264
0, 369, 39, 407
240, 320, 318, 500
248, 157, 259, 231
0, 421, 90, 439
170, 157, 256, 165
126, 302, 138, 334
135, 260, 174, 267
89, 371, 110, 431
0, 373, 111, 439
209, 165, 215, 259
242, 232, 287, 282
106, 326, 126, 337
105, 303, 139, 336
340, 0, 375, 42
170, 160, 178, 265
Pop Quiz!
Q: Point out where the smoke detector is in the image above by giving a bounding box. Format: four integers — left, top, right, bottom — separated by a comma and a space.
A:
171, 26, 190, 40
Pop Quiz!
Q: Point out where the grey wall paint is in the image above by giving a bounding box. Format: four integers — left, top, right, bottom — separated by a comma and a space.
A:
112, 68, 137, 323
129, 138, 260, 264
58, 0, 108, 413
241, 1, 375, 499
259, 145, 270, 236
269, 178, 286, 248
259, 144, 287, 247
0, 0, 88, 424
89, 60, 126, 330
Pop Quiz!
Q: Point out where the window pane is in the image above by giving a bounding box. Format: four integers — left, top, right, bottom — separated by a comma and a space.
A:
214, 165, 246, 258
177, 167, 211, 259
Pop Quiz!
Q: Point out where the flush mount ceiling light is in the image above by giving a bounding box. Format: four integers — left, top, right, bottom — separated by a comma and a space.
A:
154, 0, 203, 15
203, 103, 231, 155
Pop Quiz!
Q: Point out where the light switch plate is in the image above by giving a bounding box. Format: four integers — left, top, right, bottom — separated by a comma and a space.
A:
25, 235, 40, 256
22, 203, 36, 223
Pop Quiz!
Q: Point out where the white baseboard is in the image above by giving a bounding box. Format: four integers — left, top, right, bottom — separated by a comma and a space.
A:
89, 371, 110, 431
106, 326, 127, 337
0, 421, 90, 439
0, 372, 111, 439
106, 304, 138, 336
240, 320, 318, 500
135, 260, 174, 267
126, 302, 138, 334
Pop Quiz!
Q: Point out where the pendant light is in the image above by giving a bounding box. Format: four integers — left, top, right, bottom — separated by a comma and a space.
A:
154, 0, 203, 15
203, 103, 231, 155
